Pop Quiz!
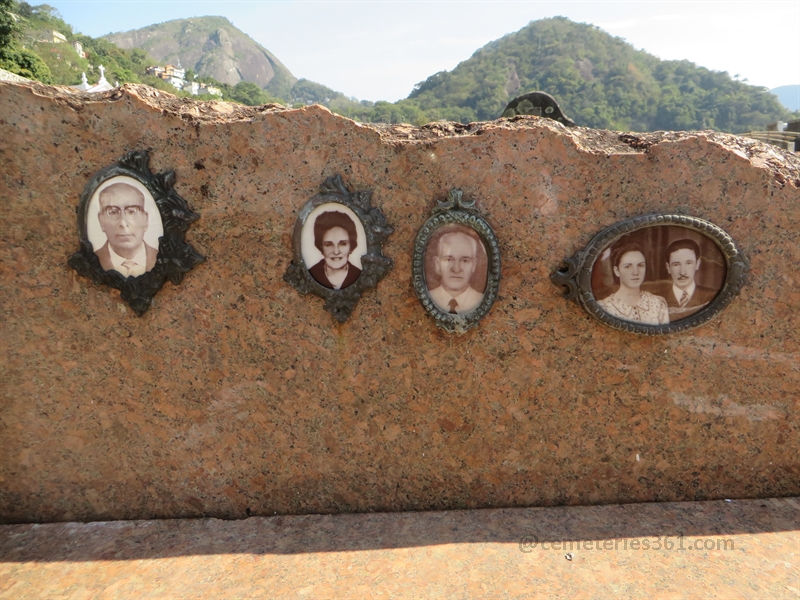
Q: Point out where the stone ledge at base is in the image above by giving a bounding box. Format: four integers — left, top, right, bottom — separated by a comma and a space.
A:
1, 81, 799, 523
1, 498, 798, 598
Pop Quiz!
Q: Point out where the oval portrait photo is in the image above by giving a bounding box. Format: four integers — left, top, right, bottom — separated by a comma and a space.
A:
301, 203, 367, 290
591, 225, 726, 325
424, 223, 489, 315
85, 175, 163, 278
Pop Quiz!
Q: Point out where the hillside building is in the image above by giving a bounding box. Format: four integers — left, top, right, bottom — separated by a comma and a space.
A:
182, 81, 223, 97
146, 65, 186, 89
146, 65, 222, 97
72, 41, 86, 59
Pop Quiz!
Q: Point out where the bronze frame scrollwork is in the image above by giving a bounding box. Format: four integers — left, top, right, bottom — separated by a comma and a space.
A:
412, 189, 501, 334
68, 150, 205, 316
551, 214, 749, 334
283, 174, 394, 323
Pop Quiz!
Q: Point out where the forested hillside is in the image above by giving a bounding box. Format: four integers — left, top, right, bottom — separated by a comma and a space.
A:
0, 1, 184, 92
349, 17, 787, 132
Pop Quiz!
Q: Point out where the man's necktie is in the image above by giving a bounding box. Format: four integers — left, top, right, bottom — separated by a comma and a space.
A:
679, 290, 689, 307
121, 260, 138, 276
448, 299, 458, 314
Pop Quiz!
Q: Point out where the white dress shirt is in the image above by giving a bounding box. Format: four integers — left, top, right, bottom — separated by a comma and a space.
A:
429, 286, 484, 314
672, 281, 696, 305
108, 243, 147, 277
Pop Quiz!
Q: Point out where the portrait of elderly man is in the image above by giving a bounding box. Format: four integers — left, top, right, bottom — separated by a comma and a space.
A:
654, 238, 718, 319
426, 225, 486, 315
94, 181, 158, 277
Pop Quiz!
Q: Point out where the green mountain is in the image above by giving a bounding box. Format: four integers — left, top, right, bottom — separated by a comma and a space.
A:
389, 17, 788, 132
104, 16, 296, 97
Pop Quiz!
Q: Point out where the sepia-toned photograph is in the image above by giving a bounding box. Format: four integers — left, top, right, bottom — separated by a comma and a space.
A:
69, 150, 204, 316
301, 202, 367, 290
284, 174, 393, 322
423, 223, 489, 315
591, 225, 726, 325
86, 175, 163, 278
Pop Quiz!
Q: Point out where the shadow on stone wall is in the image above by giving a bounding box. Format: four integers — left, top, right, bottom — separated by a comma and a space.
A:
1, 498, 798, 561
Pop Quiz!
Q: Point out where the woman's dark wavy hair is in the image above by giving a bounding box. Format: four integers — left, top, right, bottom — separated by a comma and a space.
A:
609, 241, 646, 283
313, 211, 358, 252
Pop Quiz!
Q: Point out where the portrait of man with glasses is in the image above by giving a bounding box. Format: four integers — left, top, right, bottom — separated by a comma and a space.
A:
93, 181, 159, 277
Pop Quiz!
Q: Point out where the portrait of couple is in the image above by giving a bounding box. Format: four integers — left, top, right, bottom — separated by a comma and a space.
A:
86, 177, 163, 278
592, 228, 724, 325
302, 206, 365, 290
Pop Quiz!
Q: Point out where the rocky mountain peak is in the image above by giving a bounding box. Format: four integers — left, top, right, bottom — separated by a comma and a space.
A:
104, 16, 295, 89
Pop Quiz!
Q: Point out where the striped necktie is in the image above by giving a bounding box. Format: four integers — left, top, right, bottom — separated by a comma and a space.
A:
122, 260, 138, 276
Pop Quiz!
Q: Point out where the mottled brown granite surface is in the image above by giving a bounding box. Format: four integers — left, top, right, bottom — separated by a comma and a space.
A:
0, 82, 798, 523
1, 498, 798, 599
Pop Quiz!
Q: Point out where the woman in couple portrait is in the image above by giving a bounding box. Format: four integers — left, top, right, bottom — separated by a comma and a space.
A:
597, 241, 670, 325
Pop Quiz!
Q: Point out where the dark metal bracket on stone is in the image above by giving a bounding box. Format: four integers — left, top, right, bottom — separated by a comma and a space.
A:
283, 174, 394, 323
551, 214, 749, 335
412, 189, 501, 334
68, 150, 205, 316
501, 91, 575, 126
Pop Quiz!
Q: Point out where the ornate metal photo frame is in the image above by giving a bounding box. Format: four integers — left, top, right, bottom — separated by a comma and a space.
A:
551, 214, 748, 334
283, 175, 394, 323
413, 189, 501, 334
68, 150, 205, 316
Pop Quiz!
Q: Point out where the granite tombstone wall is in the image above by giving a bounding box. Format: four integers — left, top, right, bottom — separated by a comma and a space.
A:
0, 82, 798, 523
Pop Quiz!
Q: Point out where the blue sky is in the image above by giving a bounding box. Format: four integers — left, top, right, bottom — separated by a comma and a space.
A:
46, 1, 800, 102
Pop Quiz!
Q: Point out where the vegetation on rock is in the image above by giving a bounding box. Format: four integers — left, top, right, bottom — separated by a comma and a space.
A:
0, 0, 51, 81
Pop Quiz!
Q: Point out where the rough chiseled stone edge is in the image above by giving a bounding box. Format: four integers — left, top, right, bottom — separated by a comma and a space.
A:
7, 82, 800, 188
412, 189, 501, 334
283, 174, 394, 323
67, 150, 205, 316
551, 214, 749, 335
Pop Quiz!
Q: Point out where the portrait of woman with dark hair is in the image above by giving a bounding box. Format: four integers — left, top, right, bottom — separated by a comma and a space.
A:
308, 210, 362, 289
597, 241, 669, 325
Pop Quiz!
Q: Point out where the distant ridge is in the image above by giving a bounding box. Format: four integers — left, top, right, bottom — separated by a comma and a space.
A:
104, 16, 296, 95
400, 17, 789, 132
771, 85, 800, 112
